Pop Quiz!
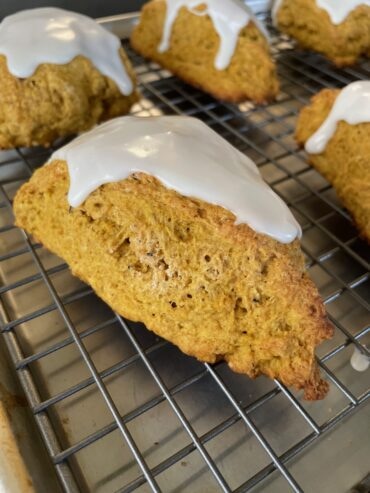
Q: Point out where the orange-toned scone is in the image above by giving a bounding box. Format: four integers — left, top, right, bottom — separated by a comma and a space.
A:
273, 0, 370, 66
14, 116, 333, 399
130, 0, 279, 103
0, 8, 139, 149
0, 51, 138, 149
296, 83, 370, 242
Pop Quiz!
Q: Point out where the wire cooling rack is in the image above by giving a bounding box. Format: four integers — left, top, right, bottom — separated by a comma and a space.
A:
0, 17, 369, 493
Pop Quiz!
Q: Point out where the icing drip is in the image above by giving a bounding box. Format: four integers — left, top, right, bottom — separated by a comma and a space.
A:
51, 116, 301, 244
158, 0, 267, 70
272, 0, 370, 26
305, 80, 370, 154
316, 0, 370, 25
0, 7, 133, 95
350, 346, 370, 372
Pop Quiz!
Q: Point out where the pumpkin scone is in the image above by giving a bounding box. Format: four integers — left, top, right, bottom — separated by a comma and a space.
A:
272, 0, 370, 66
296, 81, 370, 242
0, 8, 139, 149
14, 116, 333, 400
130, 0, 279, 103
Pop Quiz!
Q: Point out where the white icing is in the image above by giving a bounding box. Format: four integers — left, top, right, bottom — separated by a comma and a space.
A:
0, 7, 133, 95
272, 0, 370, 25
350, 346, 370, 372
51, 116, 301, 244
158, 0, 268, 71
316, 0, 370, 25
305, 81, 370, 154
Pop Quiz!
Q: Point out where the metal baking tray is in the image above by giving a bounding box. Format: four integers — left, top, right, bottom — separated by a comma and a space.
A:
0, 11, 369, 493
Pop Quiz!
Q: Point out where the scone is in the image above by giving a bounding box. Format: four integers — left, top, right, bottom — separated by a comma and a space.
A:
130, 0, 279, 103
0, 8, 139, 149
296, 81, 370, 242
14, 116, 333, 400
273, 0, 370, 66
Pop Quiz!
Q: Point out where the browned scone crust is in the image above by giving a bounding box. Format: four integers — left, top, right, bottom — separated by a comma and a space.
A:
0, 48, 139, 149
275, 0, 370, 66
14, 160, 333, 399
130, 0, 279, 103
296, 89, 370, 242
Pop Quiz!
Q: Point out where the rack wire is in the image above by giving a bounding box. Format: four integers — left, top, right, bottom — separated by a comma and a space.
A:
0, 18, 369, 493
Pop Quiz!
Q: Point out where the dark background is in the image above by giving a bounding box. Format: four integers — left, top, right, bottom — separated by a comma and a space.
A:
0, 1, 267, 20
0, 1, 147, 19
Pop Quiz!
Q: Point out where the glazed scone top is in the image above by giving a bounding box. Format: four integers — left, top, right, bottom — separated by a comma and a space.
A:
51, 116, 301, 244
0, 7, 133, 95
305, 80, 370, 154
158, 0, 268, 70
273, 0, 370, 25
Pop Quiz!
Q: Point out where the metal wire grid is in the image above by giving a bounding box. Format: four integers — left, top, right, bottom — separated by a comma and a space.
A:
0, 24, 369, 493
